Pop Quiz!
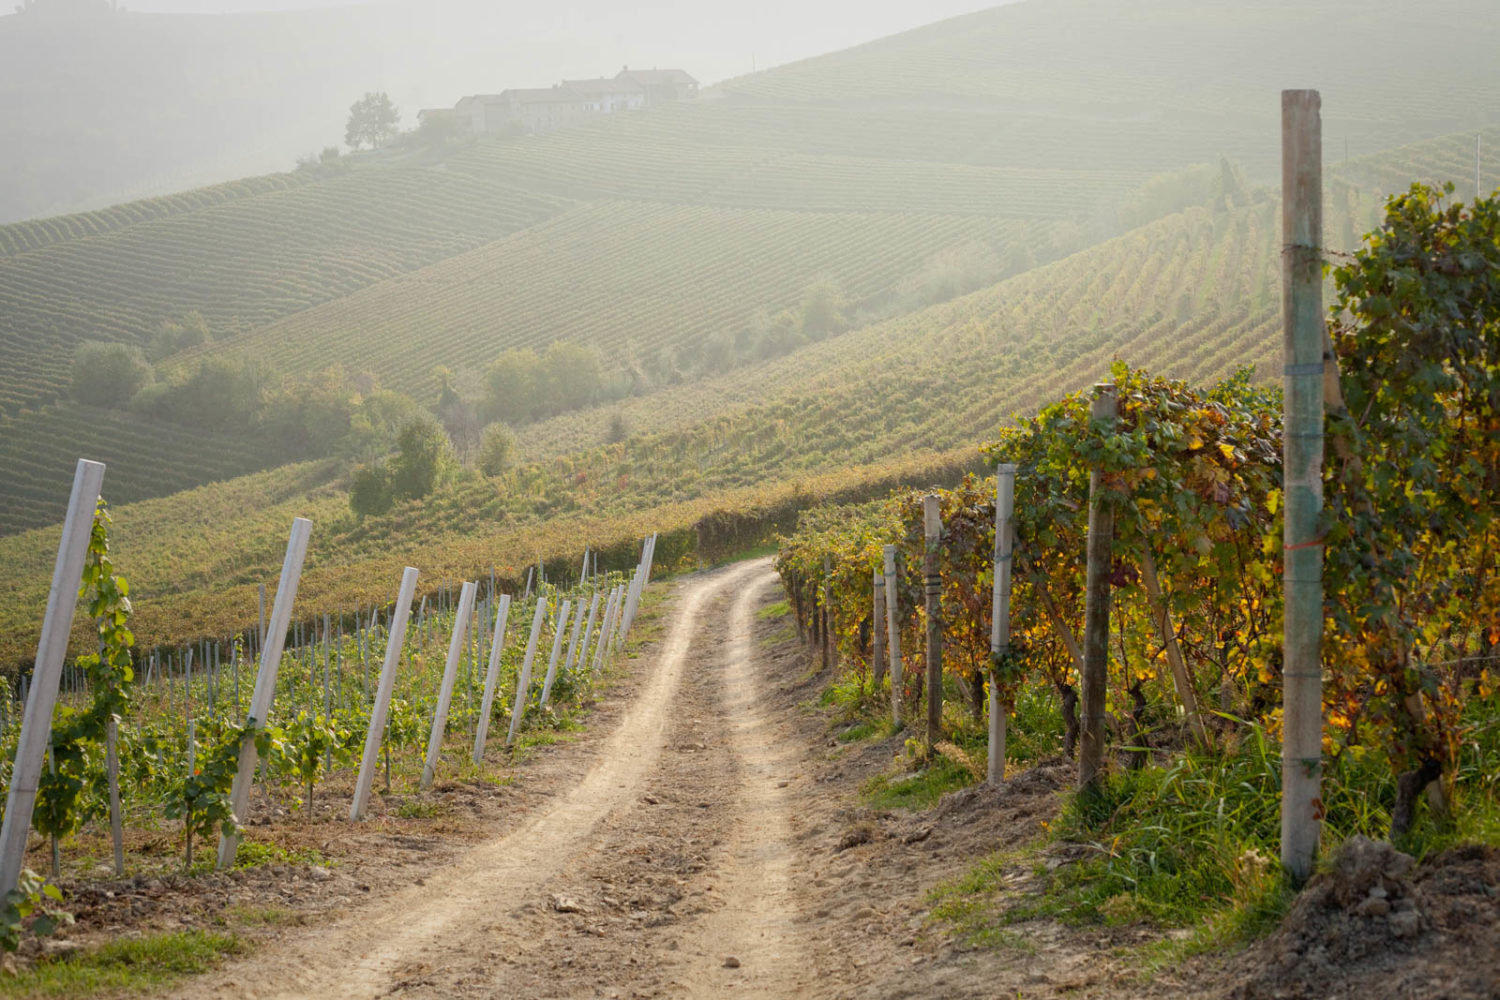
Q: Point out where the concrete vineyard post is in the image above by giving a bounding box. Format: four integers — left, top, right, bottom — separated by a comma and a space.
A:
1079, 384, 1119, 792
620, 534, 656, 641
421, 581, 477, 791
620, 545, 645, 640
590, 590, 614, 674
883, 545, 903, 726
350, 567, 419, 821
217, 517, 313, 869
923, 496, 943, 748
506, 599, 549, 747
562, 597, 587, 678
592, 589, 620, 674
1281, 89, 1326, 883
472, 594, 513, 765
872, 566, 887, 687
1139, 547, 1209, 746
539, 599, 571, 708
578, 591, 602, 677
613, 579, 629, 653
106, 716, 124, 876
0, 459, 105, 896
988, 465, 1017, 786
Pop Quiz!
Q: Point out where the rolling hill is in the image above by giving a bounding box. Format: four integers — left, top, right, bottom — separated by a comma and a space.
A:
2, 0, 1500, 660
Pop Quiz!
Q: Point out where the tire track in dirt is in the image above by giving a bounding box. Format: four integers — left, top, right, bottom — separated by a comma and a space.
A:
673, 566, 805, 996
169, 559, 769, 1000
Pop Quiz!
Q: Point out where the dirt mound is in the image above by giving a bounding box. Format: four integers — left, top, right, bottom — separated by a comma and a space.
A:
1230, 836, 1500, 1000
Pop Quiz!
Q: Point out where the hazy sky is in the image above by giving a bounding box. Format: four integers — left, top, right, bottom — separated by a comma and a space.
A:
118, 0, 1003, 84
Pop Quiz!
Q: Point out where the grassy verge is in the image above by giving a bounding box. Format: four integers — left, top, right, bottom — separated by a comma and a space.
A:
927, 729, 1297, 965
929, 692, 1500, 977
0, 931, 246, 998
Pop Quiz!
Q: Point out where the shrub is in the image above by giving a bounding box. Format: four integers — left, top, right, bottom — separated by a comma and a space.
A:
477, 423, 515, 477
71, 341, 151, 407
348, 462, 393, 517
388, 415, 450, 500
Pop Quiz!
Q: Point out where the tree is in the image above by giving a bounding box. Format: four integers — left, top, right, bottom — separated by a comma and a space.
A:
345, 92, 400, 151
71, 341, 151, 407
130, 356, 261, 431
258, 366, 357, 457
388, 415, 450, 501
477, 423, 515, 477
799, 278, 845, 341
481, 348, 542, 425
146, 311, 210, 361
340, 388, 422, 462
539, 341, 603, 414
416, 112, 464, 149
348, 462, 393, 518
434, 367, 481, 464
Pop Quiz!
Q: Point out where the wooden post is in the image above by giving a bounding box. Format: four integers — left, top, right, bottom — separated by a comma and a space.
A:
923, 495, 943, 748
538, 599, 571, 707
1138, 546, 1209, 746
1281, 88, 1326, 883
421, 581, 477, 791
821, 554, 832, 672
872, 567, 886, 687
350, 567, 418, 820
1079, 384, 1118, 792
0, 460, 104, 895
883, 545, 903, 726
472, 594, 513, 765
989, 464, 1017, 787
506, 599, 549, 746
218, 517, 313, 869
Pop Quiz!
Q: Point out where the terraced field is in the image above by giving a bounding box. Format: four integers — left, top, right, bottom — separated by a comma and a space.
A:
171, 203, 1071, 398
0, 167, 571, 415
0, 174, 312, 258
2, 0, 1499, 553
0, 404, 286, 533
0, 195, 1281, 661
1336, 126, 1500, 203
518, 197, 1282, 460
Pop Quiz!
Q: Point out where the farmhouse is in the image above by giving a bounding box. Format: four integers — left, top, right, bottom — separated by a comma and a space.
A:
616, 67, 699, 104
562, 76, 646, 114
449, 66, 697, 135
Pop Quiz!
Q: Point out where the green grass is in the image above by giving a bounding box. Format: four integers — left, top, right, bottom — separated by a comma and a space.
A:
756, 599, 789, 620
227, 840, 327, 871
0, 931, 246, 997
222, 904, 298, 927
863, 755, 975, 811
928, 847, 1043, 950
929, 692, 1500, 977
395, 799, 448, 819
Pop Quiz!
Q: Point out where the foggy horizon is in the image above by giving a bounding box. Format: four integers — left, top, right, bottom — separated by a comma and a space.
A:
34, 0, 1005, 89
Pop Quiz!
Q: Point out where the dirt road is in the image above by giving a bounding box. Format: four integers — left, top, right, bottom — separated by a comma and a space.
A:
164, 559, 1124, 1000
170, 560, 805, 998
